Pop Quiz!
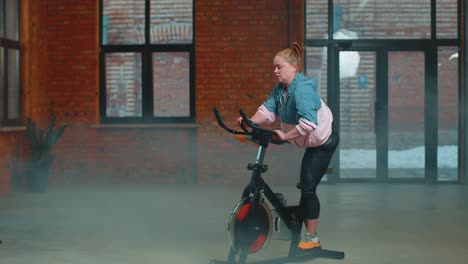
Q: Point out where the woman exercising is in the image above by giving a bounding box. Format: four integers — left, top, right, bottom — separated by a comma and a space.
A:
236, 42, 339, 250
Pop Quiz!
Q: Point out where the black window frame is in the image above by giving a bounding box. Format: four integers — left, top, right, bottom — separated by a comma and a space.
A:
1, 0, 21, 127
99, 0, 195, 124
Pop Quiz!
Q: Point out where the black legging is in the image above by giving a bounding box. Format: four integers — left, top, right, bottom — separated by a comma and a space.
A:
298, 124, 339, 219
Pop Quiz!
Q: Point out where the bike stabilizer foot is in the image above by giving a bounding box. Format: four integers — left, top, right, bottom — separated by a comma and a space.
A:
210, 247, 344, 264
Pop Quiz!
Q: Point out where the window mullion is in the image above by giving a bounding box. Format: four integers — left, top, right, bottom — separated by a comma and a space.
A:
141, 47, 153, 118
145, 0, 150, 45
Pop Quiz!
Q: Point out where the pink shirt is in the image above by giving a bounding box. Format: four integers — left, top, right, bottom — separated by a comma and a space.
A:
257, 100, 333, 148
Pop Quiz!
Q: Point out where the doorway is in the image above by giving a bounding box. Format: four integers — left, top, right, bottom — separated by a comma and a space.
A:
329, 45, 455, 183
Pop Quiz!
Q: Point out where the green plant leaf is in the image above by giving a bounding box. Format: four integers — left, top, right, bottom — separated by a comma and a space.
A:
26, 114, 69, 158
26, 117, 37, 147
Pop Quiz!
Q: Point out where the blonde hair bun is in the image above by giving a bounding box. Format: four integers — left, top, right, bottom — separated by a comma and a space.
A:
291, 42, 303, 55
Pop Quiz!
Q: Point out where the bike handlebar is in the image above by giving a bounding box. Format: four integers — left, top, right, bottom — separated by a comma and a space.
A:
213, 107, 287, 145
238, 109, 278, 136
213, 107, 246, 135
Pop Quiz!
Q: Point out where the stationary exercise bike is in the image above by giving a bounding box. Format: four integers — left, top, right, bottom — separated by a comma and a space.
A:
210, 107, 344, 264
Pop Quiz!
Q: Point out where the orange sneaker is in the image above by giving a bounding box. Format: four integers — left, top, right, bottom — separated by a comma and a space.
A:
298, 233, 321, 249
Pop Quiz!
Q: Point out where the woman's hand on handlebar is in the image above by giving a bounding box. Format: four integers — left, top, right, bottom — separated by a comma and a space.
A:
236, 116, 244, 127
273, 129, 287, 141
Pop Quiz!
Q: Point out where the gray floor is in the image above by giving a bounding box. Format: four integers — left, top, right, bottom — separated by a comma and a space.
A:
1, 182, 467, 264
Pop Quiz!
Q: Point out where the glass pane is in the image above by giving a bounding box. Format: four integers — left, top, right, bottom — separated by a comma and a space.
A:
305, 47, 328, 102
7, 48, 20, 119
436, 0, 458, 39
333, 0, 431, 39
388, 52, 425, 179
339, 52, 376, 179
305, 0, 328, 39
153, 52, 190, 117
102, 0, 145, 45
106, 53, 142, 117
5, 0, 19, 41
437, 47, 458, 181
150, 0, 193, 44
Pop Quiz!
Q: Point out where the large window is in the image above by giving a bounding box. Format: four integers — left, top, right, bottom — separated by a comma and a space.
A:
305, 0, 461, 183
306, 0, 459, 40
100, 0, 194, 123
1, 0, 21, 126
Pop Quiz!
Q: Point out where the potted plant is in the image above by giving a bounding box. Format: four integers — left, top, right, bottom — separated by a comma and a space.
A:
25, 114, 69, 192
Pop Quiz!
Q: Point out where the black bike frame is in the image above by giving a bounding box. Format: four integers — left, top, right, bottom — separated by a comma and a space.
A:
245, 142, 302, 232
214, 107, 303, 255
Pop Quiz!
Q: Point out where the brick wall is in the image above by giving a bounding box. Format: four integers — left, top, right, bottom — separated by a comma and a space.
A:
196, 0, 291, 121
0, 0, 461, 193
2, 0, 102, 192
1, 0, 302, 193
0, 134, 15, 194
195, 0, 309, 185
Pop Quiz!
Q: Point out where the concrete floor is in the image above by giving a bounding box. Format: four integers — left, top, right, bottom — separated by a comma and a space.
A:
1, 182, 467, 264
